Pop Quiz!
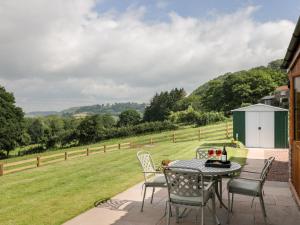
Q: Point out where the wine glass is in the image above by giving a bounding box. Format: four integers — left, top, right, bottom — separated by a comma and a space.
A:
208, 149, 214, 159
216, 149, 222, 160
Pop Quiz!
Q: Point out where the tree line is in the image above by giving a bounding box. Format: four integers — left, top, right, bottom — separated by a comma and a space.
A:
0, 86, 224, 158
0, 59, 287, 158
190, 59, 287, 113
0, 85, 180, 158
14, 111, 178, 157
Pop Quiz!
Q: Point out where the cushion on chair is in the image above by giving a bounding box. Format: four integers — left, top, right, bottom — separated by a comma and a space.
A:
228, 178, 261, 196
170, 190, 211, 206
145, 174, 166, 187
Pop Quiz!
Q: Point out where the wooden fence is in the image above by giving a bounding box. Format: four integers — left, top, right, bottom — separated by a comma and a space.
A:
0, 122, 233, 176
131, 122, 233, 146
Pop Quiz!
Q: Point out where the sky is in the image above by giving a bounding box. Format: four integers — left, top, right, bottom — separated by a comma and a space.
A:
0, 0, 299, 112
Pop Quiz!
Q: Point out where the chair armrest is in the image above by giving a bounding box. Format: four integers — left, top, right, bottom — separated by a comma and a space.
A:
203, 181, 214, 191
242, 170, 261, 174
142, 171, 162, 174
238, 177, 263, 182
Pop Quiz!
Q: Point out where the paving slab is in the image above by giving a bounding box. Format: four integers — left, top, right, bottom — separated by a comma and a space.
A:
64, 148, 299, 225
64, 179, 300, 225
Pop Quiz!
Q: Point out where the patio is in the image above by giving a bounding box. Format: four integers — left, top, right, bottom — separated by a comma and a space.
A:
64, 149, 300, 225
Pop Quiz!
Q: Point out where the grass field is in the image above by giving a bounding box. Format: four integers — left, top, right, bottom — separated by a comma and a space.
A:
0, 122, 247, 225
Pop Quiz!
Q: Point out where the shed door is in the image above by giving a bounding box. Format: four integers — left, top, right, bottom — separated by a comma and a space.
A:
246, 112, 274, 148
259, 112, 274, 148
246, 112, 259, 147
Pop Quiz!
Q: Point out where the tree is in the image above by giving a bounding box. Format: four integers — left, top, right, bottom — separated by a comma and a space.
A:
0, 86, 25, 156
19, 131, 31, 146
191, 66, 282, 113
77, 114, 115, 144
118, 109, 141, 127
101, 113, 116, 128
27, 118, 45, 143
143, 88, 186, 121
198, 79, 225, 112
43, 116, 65, 148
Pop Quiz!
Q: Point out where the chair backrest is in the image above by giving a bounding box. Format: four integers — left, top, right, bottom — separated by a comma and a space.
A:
195, 147, 218, 160
137, 151, 156, 176
260, 156, 275, 184
164, 166, 205, 202
195, 148, 209, 159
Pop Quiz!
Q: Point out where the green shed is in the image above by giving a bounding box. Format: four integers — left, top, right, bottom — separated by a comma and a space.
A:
232, 104, 288, 148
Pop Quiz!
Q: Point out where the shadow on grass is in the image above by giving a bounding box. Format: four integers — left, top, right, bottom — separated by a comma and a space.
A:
94, 197, 111, 207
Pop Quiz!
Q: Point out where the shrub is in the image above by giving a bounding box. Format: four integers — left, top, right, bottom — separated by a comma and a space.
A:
117, 109, 141, 127
77, 119, 177, 145
195, 111, 226, 126
169, 106, 226, 126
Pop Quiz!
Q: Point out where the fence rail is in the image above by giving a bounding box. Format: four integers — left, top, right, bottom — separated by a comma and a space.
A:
0, 122, 232, 176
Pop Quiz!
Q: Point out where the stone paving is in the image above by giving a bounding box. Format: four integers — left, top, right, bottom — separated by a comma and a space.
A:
245, 148, 289, 182
64, 148, 300, 225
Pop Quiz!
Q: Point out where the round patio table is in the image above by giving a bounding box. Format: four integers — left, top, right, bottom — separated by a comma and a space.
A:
170, 159, 242, 209
170, 159, 241, 176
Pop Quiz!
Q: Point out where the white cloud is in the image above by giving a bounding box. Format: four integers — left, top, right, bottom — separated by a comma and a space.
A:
0, 0, 295, 111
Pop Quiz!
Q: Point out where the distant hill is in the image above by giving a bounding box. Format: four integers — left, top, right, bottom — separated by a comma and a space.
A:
188, 59, 287, 113
26, 111, 60, 117
26, 102, 147, 117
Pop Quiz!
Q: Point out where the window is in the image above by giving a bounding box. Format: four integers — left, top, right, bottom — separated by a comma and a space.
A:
294, 77, 300, 140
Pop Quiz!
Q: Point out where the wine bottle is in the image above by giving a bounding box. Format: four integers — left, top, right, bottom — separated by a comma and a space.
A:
221, 146, 227, 162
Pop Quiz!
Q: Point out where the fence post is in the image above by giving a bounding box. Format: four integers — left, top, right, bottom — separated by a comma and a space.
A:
118, 143, 121, 149
37, 156, 40, 167
150, 137, 153, 145
104, 145, 106, 153
87, 148, 89, 156
198, 129, 201, 141
173, 132, 176, 143
0, 163, 3, 176
226, 122, 229, 138
65, 152, 68, 160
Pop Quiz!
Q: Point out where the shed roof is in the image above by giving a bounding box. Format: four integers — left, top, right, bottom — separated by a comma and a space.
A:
231, 103, 288, 112
276, 85, 289, 91
261, 95, 275, 100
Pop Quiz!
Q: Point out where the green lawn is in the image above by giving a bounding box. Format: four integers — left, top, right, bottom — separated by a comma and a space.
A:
0, 137, 247, 225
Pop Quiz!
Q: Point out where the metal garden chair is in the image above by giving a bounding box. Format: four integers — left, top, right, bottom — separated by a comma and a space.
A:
164, 166, 217, 225
227, 156, 275, 223
137, 151, 166, 212
195, 147, 223, 208
195, 147, 217, 160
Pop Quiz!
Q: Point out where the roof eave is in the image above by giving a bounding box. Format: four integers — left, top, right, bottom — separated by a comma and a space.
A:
282, 16, 300, 69
231, 103, 288, 112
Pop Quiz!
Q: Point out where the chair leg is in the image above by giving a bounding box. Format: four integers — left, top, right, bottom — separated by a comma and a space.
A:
211, 192, 218, 225
219, 177, 223, 208
166, 201, 170, 225
164, 201, 167, 217
227, 191, 231, 224
175, 207, 179, 223
151, 187, 155, 204
231, 193, 234, 212
259, 194, 267, 221
201, 205, 205, 225
141, 186, 147, 212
